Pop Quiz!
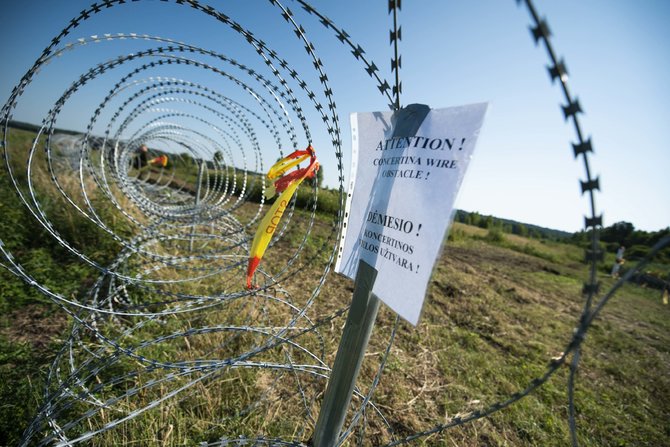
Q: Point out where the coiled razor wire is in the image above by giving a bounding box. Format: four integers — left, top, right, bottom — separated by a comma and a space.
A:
0, 1, 668, 446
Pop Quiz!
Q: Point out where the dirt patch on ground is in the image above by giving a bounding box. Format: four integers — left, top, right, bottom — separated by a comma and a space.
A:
0, 304, 69, 350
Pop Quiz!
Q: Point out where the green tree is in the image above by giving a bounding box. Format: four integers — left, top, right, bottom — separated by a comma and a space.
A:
518, 223, 528, 237
308, 164, 324, 187
470, 212, 481, 228
602, 221, 635, 245
464, 212, 473, 226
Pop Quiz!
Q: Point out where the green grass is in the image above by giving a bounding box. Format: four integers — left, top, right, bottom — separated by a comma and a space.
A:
354, 226, 669, 446
1, 128, 668, 446
0, 335, 48, 446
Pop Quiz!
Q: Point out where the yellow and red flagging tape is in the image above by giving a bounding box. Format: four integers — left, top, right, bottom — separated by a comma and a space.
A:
246, 144, 319, 289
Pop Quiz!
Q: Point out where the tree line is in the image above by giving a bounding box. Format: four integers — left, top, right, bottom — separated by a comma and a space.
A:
453, 210, 570, 241
572, 221, 670, 264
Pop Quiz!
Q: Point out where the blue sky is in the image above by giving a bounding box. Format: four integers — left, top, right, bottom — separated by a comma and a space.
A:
1, 0, 668, 233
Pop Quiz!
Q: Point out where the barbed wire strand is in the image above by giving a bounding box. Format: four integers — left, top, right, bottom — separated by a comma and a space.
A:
0, 1, 664, 446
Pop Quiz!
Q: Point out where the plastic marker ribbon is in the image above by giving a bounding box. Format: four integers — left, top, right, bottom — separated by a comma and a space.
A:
246, 145, 319, 289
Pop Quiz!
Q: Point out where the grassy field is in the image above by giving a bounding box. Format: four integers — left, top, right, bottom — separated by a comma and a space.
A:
1, 128, 668, 446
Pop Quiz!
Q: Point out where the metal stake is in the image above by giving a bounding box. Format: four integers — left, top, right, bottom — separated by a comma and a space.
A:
190, 159, 204, 252
312, 259, 379, 447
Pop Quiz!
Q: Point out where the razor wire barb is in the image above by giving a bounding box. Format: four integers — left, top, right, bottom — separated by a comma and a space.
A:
0, 1, 667, 446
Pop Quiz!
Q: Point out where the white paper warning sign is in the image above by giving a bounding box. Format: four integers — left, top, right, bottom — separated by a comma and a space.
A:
335, 103, 488, 325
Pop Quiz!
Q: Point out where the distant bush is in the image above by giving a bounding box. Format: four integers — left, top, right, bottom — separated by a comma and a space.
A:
605, 242, 621, 253
485, 227, 505, 243
626, 244, 651, 261
296, 186, 341, 216
447, 226, 465, 242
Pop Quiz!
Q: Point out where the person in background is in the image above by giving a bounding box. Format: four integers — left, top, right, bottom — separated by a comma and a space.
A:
134, 144, 149, 180
611, 244, 625, 278
134, 144, 149, 169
